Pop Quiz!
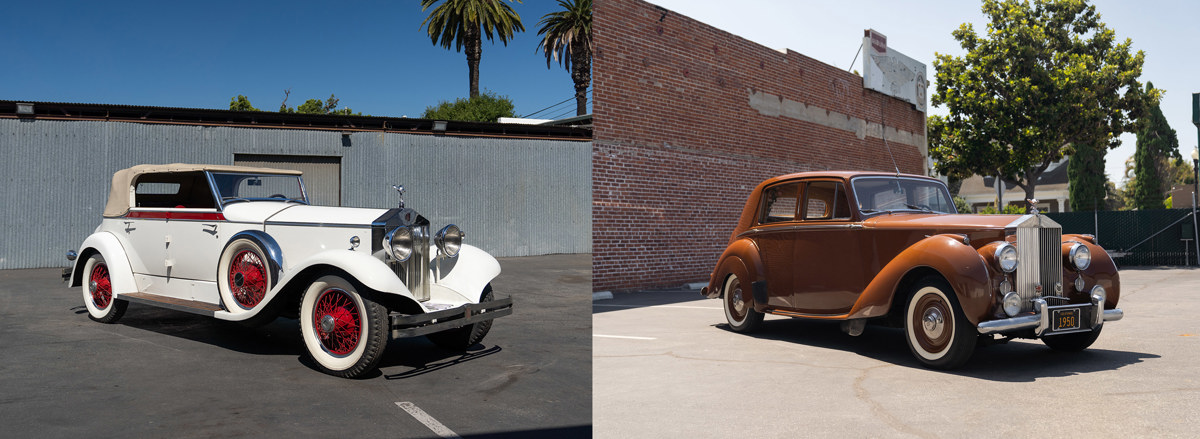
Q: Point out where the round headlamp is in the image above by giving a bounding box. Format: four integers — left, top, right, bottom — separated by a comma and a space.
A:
1069, 243, 1091, 271
435, 224, 465, 257
1002, 291, 1022, 317
994, 243, 1018, 273
384, 226, 414, 262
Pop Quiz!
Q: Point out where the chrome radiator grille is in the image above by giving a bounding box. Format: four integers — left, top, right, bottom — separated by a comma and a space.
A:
404, 225, 431, 302
1015, 220, 1062, 313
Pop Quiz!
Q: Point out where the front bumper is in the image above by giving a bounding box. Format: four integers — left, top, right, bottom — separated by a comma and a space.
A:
390, 296, 513, 338
977, 295, 1123, 336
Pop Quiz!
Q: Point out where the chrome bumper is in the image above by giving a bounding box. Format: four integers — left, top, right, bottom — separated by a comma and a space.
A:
977, 295, 1123, 336
390, 296, 513, 338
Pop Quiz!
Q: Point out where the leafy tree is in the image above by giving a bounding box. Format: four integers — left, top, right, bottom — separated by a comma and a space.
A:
1067, 141, 1107, 211
953, 196, 972, 214
536, 0, 592, 116
1129, 83, 1180, 210
422, 90, 515, 122
229, 95, 260, 111
928, 0, 1156, 211
421, 0, 524, 98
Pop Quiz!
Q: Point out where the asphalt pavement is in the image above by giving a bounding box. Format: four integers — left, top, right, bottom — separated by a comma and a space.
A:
0, 253, 591, 438
593, 267, 1200, 438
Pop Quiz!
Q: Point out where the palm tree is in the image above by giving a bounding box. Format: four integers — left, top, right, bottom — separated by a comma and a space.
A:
536, 0, 592, 116
421, 0, 524, 99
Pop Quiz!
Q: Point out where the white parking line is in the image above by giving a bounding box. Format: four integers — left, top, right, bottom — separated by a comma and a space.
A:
594, 334, 657, 340
593, 304, 722, 310
395, 402, 461, 439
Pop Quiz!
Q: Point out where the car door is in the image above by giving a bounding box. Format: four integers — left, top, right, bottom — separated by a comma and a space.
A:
123, 180, 175, 278
751, 181, 801, 308
164, 172, 226, 283
790, 179, 865, 315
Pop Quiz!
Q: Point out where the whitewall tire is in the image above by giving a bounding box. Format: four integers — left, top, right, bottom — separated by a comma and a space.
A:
81, 254, 128, 323
299, 274, 388, 378
904, 276, 976, 369
723, 273, 763, 333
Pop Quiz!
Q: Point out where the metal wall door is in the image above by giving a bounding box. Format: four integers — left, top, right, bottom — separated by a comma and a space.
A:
234, 154, 342, 206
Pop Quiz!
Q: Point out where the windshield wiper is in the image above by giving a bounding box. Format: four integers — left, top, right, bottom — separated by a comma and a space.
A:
905, 204, 933, 212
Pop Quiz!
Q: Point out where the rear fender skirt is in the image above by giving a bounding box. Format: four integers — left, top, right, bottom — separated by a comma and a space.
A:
851, 234, 993, 325
70, 232, 138, 296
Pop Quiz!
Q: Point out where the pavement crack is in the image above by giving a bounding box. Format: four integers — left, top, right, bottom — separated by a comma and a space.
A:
853, 364, 935, 439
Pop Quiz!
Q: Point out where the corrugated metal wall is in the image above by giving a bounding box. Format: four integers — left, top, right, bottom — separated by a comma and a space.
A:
0, 119, 591, 269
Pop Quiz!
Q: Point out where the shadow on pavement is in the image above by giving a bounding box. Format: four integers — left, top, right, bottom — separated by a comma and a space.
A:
592, 289, 711, 314
714, 318, 1157, 382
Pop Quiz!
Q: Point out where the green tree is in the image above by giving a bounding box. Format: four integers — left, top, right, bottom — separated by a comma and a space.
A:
928, 0, 1156, 211
1067, 141, 1107, 211
229, 95, 260, 111
422, 90, 515, 122
1129, 83, 1180, 210
421, 0, 524, 98
536, 0, 592, 116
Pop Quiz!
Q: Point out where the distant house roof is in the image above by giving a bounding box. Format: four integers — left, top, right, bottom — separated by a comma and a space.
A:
960, 159, 1070, 195
0, 100, 591, 141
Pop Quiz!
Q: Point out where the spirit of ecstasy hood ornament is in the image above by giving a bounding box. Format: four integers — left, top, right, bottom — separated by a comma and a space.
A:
392, 184, 405, 209
1026, 198, 1039, 215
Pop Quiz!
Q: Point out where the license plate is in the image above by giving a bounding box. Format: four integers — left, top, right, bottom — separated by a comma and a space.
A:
1051, 308, 1081, 331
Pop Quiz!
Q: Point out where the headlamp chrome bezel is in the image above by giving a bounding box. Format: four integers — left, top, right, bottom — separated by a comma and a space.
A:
1069, 242, 1091, 271
994, 242, 1018, 273
435, 224, 465, 258
384, 226, 414, 262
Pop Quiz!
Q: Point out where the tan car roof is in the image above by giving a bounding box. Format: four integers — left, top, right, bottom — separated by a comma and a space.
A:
103, 163, 303, 217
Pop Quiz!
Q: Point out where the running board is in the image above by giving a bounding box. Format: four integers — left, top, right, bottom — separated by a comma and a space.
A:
120, 292, 223, 317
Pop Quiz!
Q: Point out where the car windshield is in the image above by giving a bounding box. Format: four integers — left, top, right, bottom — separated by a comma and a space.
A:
851, 176, 955, 214
211, 172, 308, 204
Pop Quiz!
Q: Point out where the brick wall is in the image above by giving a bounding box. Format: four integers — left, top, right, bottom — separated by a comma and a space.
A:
593, 0, 928, 292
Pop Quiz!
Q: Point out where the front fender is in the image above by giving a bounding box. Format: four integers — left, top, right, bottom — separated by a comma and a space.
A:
430, 244, 501, 303
852, 234, 993, 324
277, 249, 415, 300
70, 232, 138, 297
1065, 234, 1120, 308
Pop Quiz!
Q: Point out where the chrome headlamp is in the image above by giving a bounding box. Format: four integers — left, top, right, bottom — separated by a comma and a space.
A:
1069, 243, 1091, 271
994, 242, 1018, 273
384, 226, 414, 262
435, 224, 464, 257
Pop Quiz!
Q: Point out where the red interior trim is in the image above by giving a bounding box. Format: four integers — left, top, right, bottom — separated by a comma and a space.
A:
126, 211, 225, 221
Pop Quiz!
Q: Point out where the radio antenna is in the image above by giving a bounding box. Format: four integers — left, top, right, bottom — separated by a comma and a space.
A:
880, 98, 901, 176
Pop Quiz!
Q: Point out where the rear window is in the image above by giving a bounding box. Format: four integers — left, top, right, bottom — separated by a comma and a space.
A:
759, 183, 799, 223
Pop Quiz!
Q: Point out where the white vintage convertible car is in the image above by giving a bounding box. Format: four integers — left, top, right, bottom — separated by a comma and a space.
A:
66, 163, 512, 378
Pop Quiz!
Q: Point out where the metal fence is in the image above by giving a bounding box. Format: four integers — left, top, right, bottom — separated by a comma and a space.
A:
0, 119, 591, 269
1045, 209, 1199, 267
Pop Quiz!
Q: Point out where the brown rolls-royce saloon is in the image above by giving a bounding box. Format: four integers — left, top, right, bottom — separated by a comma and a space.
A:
702, 171, 1123, 369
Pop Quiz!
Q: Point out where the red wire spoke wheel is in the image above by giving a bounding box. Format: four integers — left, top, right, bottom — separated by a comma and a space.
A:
299, 274, 388, 378
89, 261, 112, 309
228, 249, 267, 308
80, 254, 127, 324
312, 288, 362, 356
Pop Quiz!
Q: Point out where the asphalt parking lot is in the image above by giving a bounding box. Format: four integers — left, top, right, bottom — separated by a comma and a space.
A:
594, 267, 1200, 438
0, 253, 591, 438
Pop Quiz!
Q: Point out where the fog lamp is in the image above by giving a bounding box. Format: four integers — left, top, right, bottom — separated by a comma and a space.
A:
1091, 285, 1106, 305
1002, 291, 1023, 317
1074, 275, 1086, 292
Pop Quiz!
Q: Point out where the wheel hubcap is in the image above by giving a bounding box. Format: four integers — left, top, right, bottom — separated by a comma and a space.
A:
319, 314, 335, 333
922, 307, 945, 339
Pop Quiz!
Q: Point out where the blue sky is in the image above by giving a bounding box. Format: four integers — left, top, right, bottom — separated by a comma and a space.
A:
0, 0, 586, 119
652, 0, 1200, 186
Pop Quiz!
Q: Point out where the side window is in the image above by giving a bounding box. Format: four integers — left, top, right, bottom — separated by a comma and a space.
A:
133, 172, 216, 209
759, 182, 800, 223
804, 181, 851, 220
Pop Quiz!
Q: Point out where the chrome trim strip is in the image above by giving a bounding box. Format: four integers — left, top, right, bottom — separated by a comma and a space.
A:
264, 221, 373, 229
739, 224, 857, 237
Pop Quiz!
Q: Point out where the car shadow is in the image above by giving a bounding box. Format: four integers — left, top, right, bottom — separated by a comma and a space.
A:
717, 318, 1157, 382
75, 303, 501, 379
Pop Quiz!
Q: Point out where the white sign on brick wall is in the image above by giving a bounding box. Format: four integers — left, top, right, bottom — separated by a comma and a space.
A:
862, 29, 927, 113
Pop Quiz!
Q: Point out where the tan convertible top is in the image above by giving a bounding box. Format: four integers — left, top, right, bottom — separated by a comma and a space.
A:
103, 163, 303, 217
